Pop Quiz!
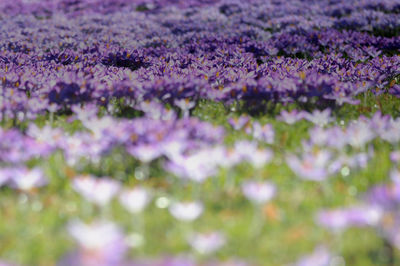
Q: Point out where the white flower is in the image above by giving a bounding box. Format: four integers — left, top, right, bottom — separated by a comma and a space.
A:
9, 167, 48, 191
169, 201, 204, 222
119, 187, 151, 213
72, 175, 121, 206
68, 220, 124, 250
241, 180, 276, 204
304, 109, 332, 127
188, 232, 226, 254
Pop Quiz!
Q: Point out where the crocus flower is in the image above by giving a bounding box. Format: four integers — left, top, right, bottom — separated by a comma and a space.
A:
27, 124, 64, 147
245, 148, 274, 169
228, 115, 250, 130
251, 122, 274, 144
345, 122, 375, 148
165, 148, 220, 183
390, 151, 400, 163
286, 150, 332, 181
127, 256, 195, 266
66, 219, 127, 266
304, 109, 332, 127
278, 110, 305, 124
0, 168, 12, 187
8, 167, 48, 191
72, 175, 121, 206
291, 246, 334, 266
188, 232, 226, 255
174, 99, 196, 118
169, 201, 204, 222
316, 205, 382, 232
233, 141, 273, 168
119, 187, 151, 214
127, 144, 162, 163
241, 181, 276, 204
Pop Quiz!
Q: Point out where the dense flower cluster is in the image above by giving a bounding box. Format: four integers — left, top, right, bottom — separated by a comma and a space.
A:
0, 0, 399, 121
0, 0, 400, 265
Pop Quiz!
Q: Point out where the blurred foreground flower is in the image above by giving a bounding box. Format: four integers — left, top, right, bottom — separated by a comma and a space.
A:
228, 115, 249, 130
63, 220, 127, 266
8, 167, 48, 192
317, 205, 382, 232
119, 187, 151, 214
286, 150, 332, 181
188, 232, 226, 255
304, 109, 332, 127
241, 181, 276, 204
169, 201, 204, 222
278, 110, 305, 124
72, 175, 121, 206
291, 246, 336, 266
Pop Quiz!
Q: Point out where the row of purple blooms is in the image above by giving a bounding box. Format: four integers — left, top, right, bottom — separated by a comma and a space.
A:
0, 51, 398, 120
0, 0, 399, 35
1, 106, 399, 187
0, 0, 399, 120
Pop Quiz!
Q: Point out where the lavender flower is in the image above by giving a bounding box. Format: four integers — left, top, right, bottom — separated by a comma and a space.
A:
188, 232, 226, 255
8, 167, 48, 191
127, 144, 162, 163
286, 150, 332, 181
228, 115, 250, 130
72, 175, 121, 206
0, 168, 12, 187
316, 205, 382, 231
304, 109, 332, 127
119, 187, 151, 214
169, 201, 204, 222
241, 181, 276, 204
291, 246, 334, 266
251, 122, 274, 144
67, 219, 127, 266
278, 110, 305, 124
174, 99, 196, 118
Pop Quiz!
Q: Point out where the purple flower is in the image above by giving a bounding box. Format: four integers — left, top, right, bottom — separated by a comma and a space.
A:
291, 246, 334, 266
345, 121, 375, 148
174, 99, 196, 118
27, 124, 64, 147
228, 115, 250, 130
67, 219, 127, 266
304, 109, 332, 127
127, 144, 162, 163
365, 182, 400, 210
241, 180, 276, 204
136, 100, 164, 120
233, 141, 273, 168
165, 148, 221, 183
119, 187, 151, 214
188, 232, 226, 255
0, 168, 12, 187
251, 122, 274, 144
286, 150, 332, 181
379, 214, 400, 250
169, 201, 204, 222
316, 205, 382, 231
72, 175, 121, 206
390, 151, 400, 163
8, 167, 48, 191
127, 256, 195, 266
278, 110, 305, 124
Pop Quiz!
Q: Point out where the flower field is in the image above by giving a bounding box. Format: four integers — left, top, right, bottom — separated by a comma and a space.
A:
0, 0, 400, 265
